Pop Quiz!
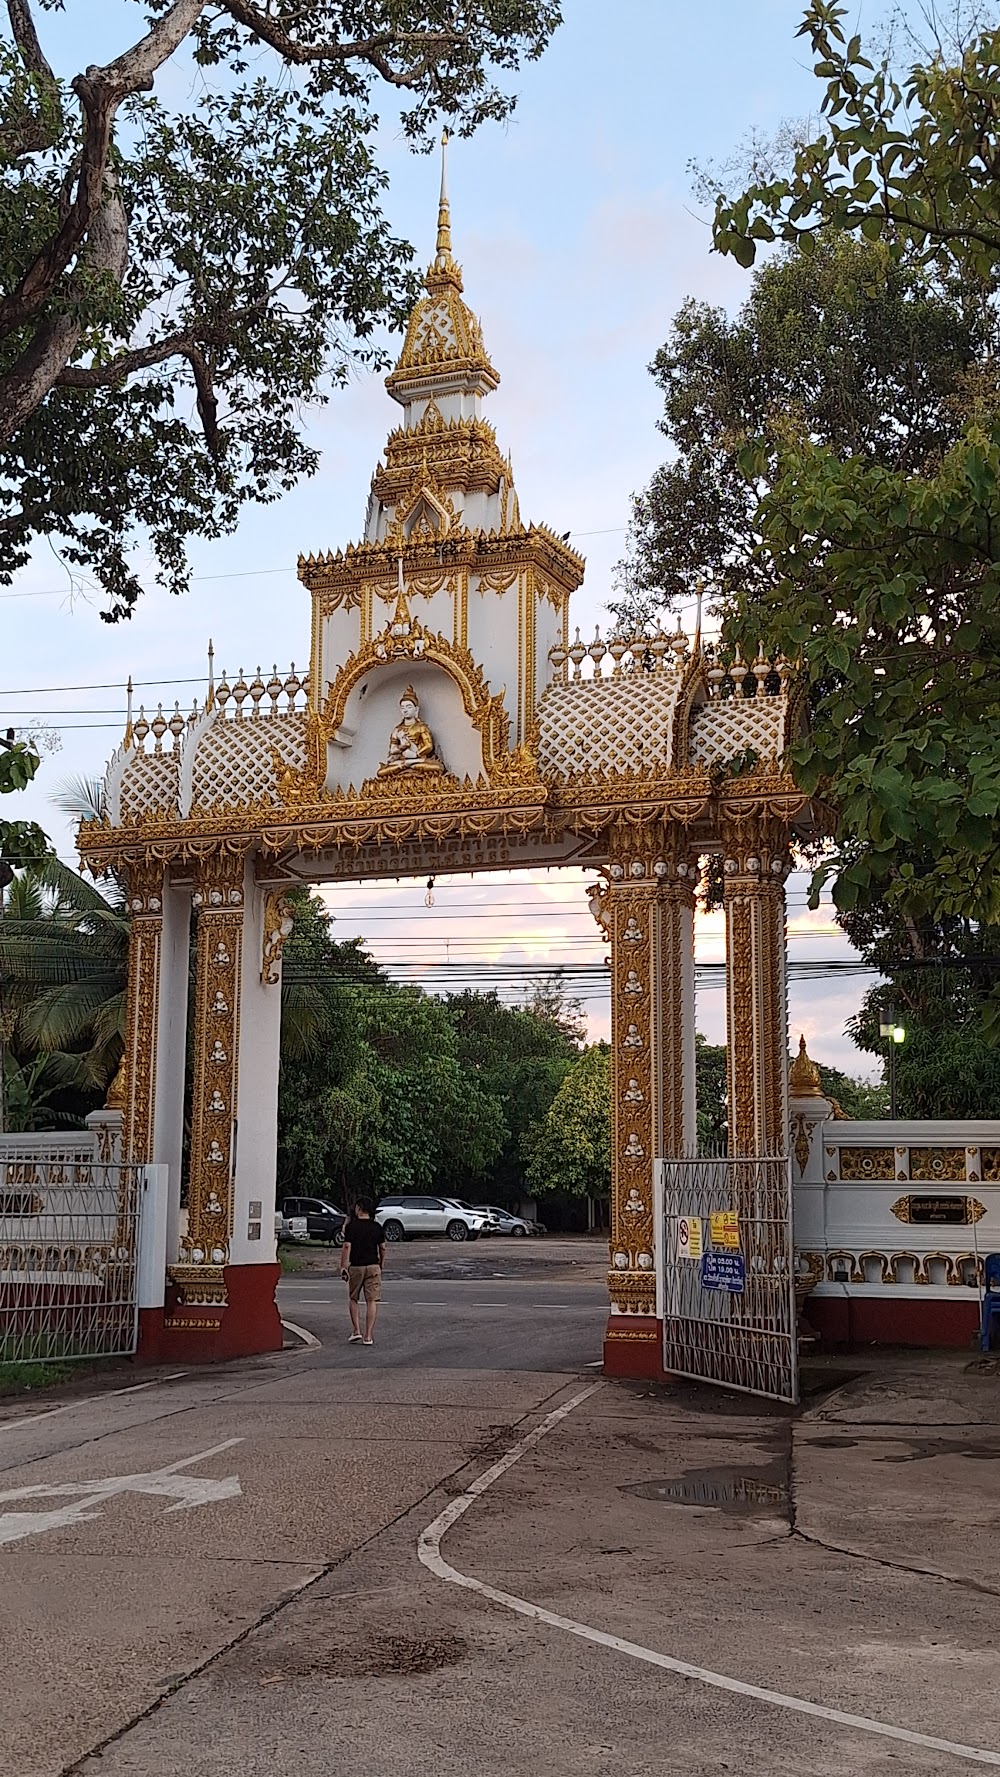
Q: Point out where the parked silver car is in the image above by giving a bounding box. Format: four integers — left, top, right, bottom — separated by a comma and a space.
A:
376, 1194, 490, 1242
472, 1204, 534, 1237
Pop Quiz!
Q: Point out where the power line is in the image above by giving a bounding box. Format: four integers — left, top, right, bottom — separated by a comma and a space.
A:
0, 523, 634, 607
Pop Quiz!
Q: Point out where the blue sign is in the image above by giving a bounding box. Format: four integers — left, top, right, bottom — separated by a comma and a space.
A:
701, 1250, 745, 1293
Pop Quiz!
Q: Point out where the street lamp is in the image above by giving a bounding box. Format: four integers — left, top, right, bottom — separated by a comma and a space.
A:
878, 1009, 906, 1117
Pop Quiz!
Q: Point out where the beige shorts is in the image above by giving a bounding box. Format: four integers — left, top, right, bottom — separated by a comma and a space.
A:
348, 1264, 382, 1304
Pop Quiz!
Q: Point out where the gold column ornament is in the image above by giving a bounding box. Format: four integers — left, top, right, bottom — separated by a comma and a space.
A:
261, 890, 294, 985
721, 816, 791, 1156
596, 836, 701, 1320
656, 854, 698, 1159
177, 850, 246, 1292
120, 861, 166, 1163
608, 863, 656, 1315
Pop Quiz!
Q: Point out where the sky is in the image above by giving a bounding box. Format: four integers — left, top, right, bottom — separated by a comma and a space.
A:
3, 0, 891, 1076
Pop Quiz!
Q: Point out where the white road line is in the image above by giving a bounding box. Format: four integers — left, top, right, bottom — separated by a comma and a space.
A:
280, 1319, 322, 1351
417, 1384, 1000, 1769
0, 1367, 193, 1434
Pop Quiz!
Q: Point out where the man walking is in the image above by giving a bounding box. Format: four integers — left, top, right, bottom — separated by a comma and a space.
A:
340, 1197, 385, 1346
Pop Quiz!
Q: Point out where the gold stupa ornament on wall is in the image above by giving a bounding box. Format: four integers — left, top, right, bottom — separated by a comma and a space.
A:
789, 1033, 823, 1097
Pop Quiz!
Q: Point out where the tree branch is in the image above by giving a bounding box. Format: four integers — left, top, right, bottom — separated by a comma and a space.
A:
219, 1, 466, 82
184, 343, 219, 453
0, 173, 128, 442
55, 329, 222, 451
0, 0, 206, 342
7, 0, 54, 82
4, 0, 64, 156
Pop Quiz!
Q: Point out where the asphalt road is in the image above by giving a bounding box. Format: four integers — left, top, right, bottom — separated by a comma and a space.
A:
277, 1236, 609, 1371
4, 1238, 1000, 1777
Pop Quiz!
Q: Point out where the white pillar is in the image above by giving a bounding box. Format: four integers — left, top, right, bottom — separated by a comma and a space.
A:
153, 876, 191, 1261
229, 873, 288, 1265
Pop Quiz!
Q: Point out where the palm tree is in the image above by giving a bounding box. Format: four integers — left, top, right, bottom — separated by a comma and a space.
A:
2, 1052, 95, 1132
0, 858, 129, 1099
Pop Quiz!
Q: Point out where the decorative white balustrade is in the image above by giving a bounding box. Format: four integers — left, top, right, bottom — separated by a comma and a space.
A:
549, 626, 795, 695
128, 664, 308, 756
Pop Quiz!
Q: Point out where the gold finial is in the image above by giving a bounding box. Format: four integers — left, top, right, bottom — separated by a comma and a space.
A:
436, 127, 451, 259
106, 1057, 128, 1110
789, 1033, 823, 1097
124, 675, 134, 747
206, 637, 215, 712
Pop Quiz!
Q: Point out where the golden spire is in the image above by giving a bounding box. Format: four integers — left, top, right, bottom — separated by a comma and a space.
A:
789, 1033, 823, 1097
436, 128, 451, 259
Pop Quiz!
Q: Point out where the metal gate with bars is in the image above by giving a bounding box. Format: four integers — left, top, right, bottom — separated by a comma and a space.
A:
0, 1144, 144, 1365
659, 1154, 797, 1403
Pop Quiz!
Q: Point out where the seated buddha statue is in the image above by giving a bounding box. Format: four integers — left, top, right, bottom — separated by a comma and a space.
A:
378, 686, 440, 775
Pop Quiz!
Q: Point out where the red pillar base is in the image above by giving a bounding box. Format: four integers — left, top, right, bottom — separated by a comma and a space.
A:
136, 1262, 283, 1365
603, 1315, 667, 1380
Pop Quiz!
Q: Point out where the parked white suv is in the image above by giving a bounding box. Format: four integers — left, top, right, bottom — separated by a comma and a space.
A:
376, 1195, 491, 1242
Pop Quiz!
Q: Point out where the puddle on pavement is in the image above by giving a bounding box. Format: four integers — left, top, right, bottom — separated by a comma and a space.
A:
622, 1462, 788, 1516
802, 1433, 1000, 1463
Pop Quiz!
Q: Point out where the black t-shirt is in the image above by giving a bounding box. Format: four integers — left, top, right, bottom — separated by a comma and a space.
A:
344, 1217, 384, 1267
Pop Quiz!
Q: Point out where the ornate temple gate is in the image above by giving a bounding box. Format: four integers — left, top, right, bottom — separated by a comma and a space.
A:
77, 150, 815, 1380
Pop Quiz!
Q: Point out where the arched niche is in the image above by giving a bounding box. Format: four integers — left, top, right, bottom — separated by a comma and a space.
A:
326, 659, 486, 792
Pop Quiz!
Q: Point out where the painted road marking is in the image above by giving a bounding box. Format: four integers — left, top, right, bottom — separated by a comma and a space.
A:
0, 1438, 243, 1547
0, 1369, 193, 1434
280, 1319, 321, 1350
418, 1387, 1000, 1768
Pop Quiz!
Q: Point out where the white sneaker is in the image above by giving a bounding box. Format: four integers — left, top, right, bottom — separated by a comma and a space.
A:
348, 1333, 363, 1343
363, 1338, 374, 1346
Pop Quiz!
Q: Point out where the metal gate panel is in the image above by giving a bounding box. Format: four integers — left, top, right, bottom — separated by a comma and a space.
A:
660, 1154, 797, 1403
0, 1150, 144, 1364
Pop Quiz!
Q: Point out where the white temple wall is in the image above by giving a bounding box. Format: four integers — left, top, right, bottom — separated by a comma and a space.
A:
321, 608, 362, 691
228, 865, 282, 1267
793, 1107, 1000, 1328
154, 878, 192, 1261
534, 585, 565, 700
467, 574, 523, 736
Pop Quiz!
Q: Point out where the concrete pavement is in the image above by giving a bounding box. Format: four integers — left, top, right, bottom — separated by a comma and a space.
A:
3, 1240, 1000, 1775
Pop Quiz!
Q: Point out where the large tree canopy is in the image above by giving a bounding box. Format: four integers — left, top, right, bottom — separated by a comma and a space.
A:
614, 235, 985, 625
0, 1, 560, 617
662, 1, 1000, 943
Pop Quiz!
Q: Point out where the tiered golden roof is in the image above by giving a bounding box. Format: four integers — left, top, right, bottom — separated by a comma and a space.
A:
374, 406, 512, 508
385, 137, 499, 401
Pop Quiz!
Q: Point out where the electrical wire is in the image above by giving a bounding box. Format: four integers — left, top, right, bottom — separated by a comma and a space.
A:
0, 522, 635, 607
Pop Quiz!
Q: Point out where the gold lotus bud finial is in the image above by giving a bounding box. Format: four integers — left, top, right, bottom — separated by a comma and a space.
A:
106, 1057, 128, 1110
789, 1033, 823, 1097
436, 127, 451, 259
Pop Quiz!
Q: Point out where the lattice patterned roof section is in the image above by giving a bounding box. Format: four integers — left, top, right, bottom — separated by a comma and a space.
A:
190, 712, 308, 811
688, 696, 786, 769
119, 751, 179, 820
535, 673, 682, 780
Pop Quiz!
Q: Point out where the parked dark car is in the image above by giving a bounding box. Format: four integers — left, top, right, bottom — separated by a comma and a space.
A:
281, 1196, 346, 1245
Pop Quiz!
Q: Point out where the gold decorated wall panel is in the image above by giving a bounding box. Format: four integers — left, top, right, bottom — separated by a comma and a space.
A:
182, 853, 246, 1268
120, 862, 165, 1164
